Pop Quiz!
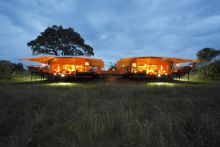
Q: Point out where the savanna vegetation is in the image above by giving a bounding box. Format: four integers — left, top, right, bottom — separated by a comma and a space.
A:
0, 77, 220, 147
0, 60, 26, 80
195, 48, 220, 79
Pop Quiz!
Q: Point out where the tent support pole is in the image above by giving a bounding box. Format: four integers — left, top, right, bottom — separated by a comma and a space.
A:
188, 72, 189, 82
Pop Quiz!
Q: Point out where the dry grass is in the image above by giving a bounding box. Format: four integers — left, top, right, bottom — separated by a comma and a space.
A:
0, 80, 219, 147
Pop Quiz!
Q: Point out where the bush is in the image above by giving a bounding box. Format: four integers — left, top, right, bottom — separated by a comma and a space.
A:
13, 63, 25, 73
195, 59, 220, 79
207, 60, 220, 77
0, 60, 14, 80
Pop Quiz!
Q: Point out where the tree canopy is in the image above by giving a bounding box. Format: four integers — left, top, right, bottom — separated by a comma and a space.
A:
196, 48, 220, 78
27, 25, 94, 56
196, 48, 220, 63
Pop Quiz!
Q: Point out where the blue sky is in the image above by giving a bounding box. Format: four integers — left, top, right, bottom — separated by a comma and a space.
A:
0, 0, 220, 66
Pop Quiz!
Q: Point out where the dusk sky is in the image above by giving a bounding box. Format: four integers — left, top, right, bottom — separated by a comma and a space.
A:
1, 0, 220, 66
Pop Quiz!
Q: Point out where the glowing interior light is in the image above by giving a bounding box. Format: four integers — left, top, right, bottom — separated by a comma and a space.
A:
40, 63, 47, 67
58, 64, 60, 71
54, 73, 57, 76
157, 74, 161, 77
61, 74, 65, 77
132, 63, 136, 67
85, 62, 89, 66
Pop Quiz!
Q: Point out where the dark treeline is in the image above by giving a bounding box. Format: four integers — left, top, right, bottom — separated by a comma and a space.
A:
0, 60, 26, 80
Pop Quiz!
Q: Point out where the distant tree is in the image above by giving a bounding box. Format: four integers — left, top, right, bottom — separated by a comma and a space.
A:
27, 25, 94, 56
12, 63, 25, 75
196, 48, 220, 77
0, 60, 14, 79
197, 48, 220, 63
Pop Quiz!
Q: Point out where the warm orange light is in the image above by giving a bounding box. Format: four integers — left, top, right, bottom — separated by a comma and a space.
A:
85, 62, 89, 66
132, 63, 136, 67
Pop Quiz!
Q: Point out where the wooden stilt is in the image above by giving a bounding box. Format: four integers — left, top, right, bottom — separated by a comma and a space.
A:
188, 72, 189, 82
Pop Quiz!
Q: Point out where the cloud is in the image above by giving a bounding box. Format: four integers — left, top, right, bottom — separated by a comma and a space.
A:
0, 0, 220, 66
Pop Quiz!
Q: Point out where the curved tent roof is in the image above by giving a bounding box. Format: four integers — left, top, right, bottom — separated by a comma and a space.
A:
117, 56, 198, 66
20, 56, 104, 67
20, 56, 55, 63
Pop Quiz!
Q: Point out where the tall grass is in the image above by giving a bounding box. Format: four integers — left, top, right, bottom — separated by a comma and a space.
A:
0, 81, 219, 147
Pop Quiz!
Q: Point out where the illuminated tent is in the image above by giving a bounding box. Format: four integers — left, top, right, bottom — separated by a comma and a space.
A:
116, 56, 198, 76
21, 56, 104, 75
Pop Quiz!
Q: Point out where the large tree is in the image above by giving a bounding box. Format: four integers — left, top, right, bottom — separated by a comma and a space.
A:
27, 25, 94, 56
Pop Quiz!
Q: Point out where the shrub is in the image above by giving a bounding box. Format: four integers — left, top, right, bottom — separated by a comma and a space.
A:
0, 60, 14, 79
13, 63, 25, 73
195, 59, 220, 79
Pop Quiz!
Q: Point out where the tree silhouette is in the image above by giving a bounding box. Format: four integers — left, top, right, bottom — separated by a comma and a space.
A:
197, 48, 220, 63
196, 48, 220, 77
27, 25, 94, 56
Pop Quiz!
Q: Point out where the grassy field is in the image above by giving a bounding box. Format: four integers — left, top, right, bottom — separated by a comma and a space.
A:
0, 77, 219, 147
